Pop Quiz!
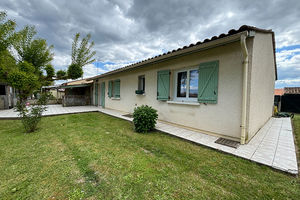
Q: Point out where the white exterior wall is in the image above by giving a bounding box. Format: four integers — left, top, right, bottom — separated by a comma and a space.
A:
95, 42, 248, 140
247, 32, 276, 141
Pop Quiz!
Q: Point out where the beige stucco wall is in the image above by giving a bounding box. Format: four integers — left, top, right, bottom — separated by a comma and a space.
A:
95, 41, 251, 140
247, 32, 276, 141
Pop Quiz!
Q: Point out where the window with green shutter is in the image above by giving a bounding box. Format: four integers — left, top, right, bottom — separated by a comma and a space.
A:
198, 60, 219, 104
114, 79, 120, 98
173, 68, 198, 102
157, 70, 170, 100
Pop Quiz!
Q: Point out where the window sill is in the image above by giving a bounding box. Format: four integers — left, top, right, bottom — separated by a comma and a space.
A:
111, 97, 120, 100
136, 93, 146, 96
167, 101, 200, 106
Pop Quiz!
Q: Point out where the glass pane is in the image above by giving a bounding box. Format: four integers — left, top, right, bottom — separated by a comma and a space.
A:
189, 70, 198, 98
177, 71, 187, 97
138, 75, 145, 91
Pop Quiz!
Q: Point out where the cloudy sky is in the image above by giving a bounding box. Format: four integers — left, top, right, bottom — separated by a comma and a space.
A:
1, 0, 300, 88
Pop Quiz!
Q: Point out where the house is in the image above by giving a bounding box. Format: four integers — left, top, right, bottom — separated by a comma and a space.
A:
274, 87, 300, 113
0, 83, 17, 110
88, 25, 277, 144
60, 79, 93, 107
41, 85, 65, 104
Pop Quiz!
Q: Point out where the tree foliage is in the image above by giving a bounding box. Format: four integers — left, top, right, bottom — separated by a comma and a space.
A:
13, 25, 54, 74
56, 70, 67, 80
0, 11, 54, 102
0, 49, 16, 81
0, 11, 16, 51
1, 11, 97, 102
0, 12, 17, 82
67, 63, 83, 79
68, 33, 96, 79
8, 62, 40, 102
45, 64, 55, 79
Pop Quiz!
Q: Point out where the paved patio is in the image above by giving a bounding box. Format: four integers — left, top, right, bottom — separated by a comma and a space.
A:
0, 105, 298, 174
0, 105, 99, 119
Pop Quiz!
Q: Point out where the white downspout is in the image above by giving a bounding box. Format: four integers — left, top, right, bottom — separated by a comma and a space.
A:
240, 33, 249, 144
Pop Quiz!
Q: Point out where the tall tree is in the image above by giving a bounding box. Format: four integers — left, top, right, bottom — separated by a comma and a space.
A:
0, 11, 17, 81
13, 25, 54, 78
0, 11, 54, 102
0, 11, 16, 51
68, 33, 96, 79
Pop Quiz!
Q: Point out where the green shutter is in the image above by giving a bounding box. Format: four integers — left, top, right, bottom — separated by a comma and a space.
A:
114, 79, 120, 98
198, 60, 219, 104
95, 83, 98, 106
157, 70, 170, 101
108, 80, 112, 98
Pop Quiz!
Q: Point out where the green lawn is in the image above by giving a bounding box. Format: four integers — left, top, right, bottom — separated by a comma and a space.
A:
0, 113, 299, 200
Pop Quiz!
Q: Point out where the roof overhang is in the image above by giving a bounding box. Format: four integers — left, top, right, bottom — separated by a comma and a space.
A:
60, 84, 91, 89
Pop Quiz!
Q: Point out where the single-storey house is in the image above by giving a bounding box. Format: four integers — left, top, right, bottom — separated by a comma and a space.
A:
60, 79, 93, 107
0, 83, 17, 110
274, 87, 300, 113
41, 85, 65, 104
88, 25, 277, 144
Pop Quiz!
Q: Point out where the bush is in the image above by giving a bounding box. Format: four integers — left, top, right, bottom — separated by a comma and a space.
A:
15, 93, 49, 133
133, 105, 158, 133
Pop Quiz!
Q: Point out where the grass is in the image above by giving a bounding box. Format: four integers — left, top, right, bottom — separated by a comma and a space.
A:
0, 112, 299, 200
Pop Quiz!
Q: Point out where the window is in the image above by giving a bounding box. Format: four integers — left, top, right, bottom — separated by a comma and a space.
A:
0, 85, 6, 95
111, 81, 114, 96
138, 75, 145, 92
108, 80, 120, 98
174, 68, 198, 102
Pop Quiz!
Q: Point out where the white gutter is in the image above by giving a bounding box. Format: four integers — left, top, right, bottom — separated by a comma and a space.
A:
240, 32, 249, 144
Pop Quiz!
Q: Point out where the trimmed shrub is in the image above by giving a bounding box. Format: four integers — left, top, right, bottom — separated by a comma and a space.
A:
133, 105, 158, 133
15, 93, 50, 133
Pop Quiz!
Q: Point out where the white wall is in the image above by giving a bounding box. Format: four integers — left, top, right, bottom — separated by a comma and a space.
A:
96, 42, 247, 140
247, 32, 276, 141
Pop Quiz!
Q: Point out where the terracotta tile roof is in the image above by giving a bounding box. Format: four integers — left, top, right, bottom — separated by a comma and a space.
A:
274, 87, 300, 95
274, 88, 284, 96
87, 25, 277, 80
284, 87, 300, 94
61, 79, 93, 86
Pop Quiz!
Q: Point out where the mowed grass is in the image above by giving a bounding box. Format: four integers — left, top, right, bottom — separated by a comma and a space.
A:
0, 112, 299, 200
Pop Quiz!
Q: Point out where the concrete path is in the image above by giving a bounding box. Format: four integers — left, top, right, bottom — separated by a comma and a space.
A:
0, 104, 99, 119
0, 105, 298, 174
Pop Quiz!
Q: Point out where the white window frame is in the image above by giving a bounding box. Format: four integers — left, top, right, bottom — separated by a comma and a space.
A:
173, 67, 198, 102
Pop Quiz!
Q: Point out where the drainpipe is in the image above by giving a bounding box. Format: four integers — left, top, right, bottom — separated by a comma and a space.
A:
240, 32, 249, 144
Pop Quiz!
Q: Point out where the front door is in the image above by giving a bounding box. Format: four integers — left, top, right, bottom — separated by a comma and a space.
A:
95, 83, 98, 106
101, 82, 105, 108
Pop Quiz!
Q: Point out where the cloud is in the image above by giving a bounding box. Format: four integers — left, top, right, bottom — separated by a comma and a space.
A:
1, 0, 300, 87
82, 63, 108, 78
276, 47, 300, 81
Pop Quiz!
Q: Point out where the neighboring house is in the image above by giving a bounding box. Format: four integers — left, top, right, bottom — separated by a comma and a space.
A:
60, 79, 93, 107
0, 83, 17, 110
41, 85, 65, 104
274, 87, 300, 113
88, 25, 277, 144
